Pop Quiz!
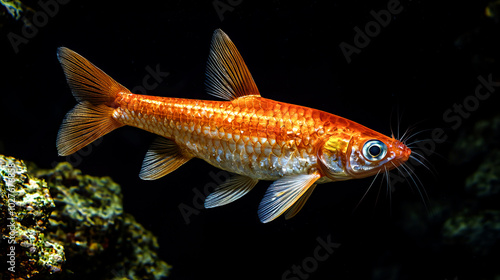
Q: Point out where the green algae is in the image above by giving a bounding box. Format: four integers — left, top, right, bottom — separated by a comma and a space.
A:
0, 0, 34, 27
0, 154, 171, 279
441, 114, 500, 257
0, 155, 65, 278
0, 0, 28, 20
465, 149, 500, 198
442, 209, 500, 256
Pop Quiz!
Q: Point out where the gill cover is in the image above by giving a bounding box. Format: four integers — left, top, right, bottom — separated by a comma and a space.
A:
317, 136, 351, 181
318, 135, 394, 180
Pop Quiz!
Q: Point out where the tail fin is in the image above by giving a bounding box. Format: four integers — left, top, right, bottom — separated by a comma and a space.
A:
56, 47, 127, 156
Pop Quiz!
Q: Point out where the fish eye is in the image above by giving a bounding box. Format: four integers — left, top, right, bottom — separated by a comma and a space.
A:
362, 140, 387, 161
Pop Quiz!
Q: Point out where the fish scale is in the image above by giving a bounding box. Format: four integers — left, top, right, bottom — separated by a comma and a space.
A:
114, 93, 328, 180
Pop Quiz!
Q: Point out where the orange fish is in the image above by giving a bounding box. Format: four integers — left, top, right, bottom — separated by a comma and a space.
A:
56, 29, 411, 223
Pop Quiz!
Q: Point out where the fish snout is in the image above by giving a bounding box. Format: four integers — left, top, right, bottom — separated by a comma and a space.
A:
398, 142, 411, 162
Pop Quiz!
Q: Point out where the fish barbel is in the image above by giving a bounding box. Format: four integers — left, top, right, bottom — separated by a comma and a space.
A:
56, 29, 411, 223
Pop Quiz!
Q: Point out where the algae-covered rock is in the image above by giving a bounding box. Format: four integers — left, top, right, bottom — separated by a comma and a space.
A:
111, 214, 172, 280
442, 208, 500, 256
0, 155, 65, 279
0, 0, 34, 21
465, 149, 500, 198
0, 0, 35, 29
441, 113, 500, 258
34, 161, 171, 279
34, 162, 124, 259
0, 154, 171, 279
449, 114, 500, 164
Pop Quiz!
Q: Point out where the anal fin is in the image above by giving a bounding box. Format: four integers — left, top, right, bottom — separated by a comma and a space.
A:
139, 137, 192, 180
258, 173, 321, 223
205, 174, 259, 208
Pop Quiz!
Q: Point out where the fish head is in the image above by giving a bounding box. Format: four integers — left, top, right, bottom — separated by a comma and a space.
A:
346, 133, 411, 179
318, 132, 411, 180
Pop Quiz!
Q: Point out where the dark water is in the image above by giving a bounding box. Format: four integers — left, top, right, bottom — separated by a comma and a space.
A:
1, 0, 500, 279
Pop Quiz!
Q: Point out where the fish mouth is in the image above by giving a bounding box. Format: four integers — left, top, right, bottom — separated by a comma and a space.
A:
388, 144, 411, 171
402, 146, 411, 162
391, 140, 411, 161
379, 141, 411, 172
398, 142, 411, 162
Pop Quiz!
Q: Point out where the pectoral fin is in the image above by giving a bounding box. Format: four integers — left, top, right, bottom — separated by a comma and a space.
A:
204, 174, 259, 208
139, 137, 192, 180
258, 173, 321, 223
284, 184, 317, 220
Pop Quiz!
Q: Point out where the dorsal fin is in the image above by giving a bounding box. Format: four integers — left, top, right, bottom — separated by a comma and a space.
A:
205, 29, 261, 101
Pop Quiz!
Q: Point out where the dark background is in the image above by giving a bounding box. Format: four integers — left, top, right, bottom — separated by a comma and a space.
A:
1, 0, 500, 279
